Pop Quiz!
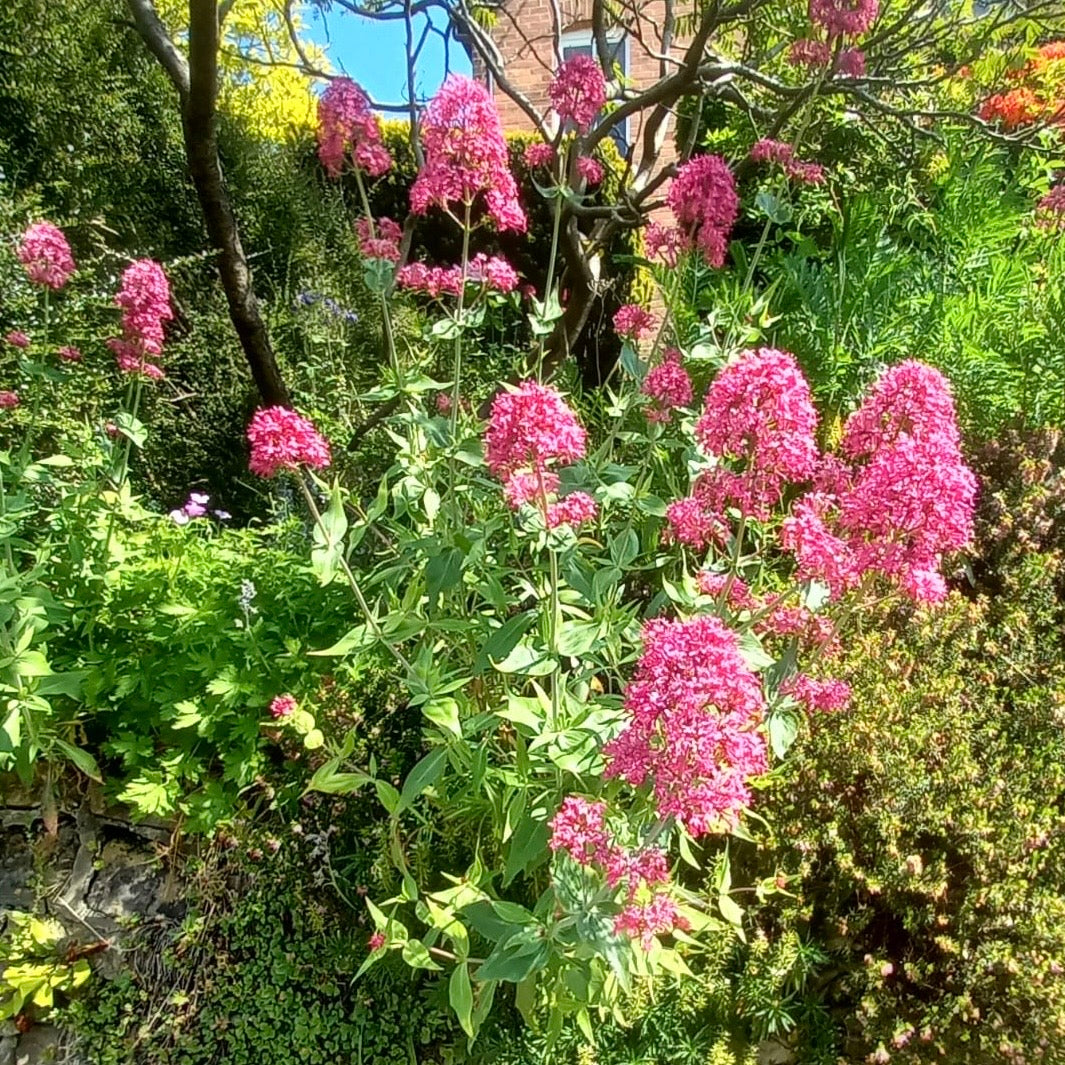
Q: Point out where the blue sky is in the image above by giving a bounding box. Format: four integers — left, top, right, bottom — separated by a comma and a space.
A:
303, 5, 471, 108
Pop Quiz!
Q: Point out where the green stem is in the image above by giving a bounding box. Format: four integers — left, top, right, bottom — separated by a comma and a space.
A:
537, 182, 564, 382
538, 466, 562, 729
297, 476, 413, 675
353, 167, 404, 388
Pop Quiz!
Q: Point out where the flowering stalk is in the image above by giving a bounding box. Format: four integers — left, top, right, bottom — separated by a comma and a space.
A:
351, 166, 404, 388
296, 477, 413, 675
537, 166, 565, 382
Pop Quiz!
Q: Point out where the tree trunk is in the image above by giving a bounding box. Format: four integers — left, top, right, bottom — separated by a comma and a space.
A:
127, 0, 290, 408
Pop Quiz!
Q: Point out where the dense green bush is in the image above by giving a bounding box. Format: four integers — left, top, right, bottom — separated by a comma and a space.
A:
743, 433, 1065, 1061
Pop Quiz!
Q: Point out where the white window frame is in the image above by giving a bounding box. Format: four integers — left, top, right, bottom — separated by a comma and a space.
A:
559, 28, 629, 151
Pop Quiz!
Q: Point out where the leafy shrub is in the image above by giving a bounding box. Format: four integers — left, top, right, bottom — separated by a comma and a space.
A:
753, 442, 1065, 1060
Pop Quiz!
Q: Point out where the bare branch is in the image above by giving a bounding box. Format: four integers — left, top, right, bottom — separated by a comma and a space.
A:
126, 0, 189, 99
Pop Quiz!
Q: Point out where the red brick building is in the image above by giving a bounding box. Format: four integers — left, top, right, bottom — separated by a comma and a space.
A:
472, 0, 683, 167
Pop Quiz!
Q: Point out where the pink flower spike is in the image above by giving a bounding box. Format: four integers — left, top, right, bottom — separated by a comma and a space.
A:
667, 155, 739, 269
546, 491, 599, 528
788, 39, 832, 67
269, 693, 298, 719
247, 406, 331, 478
410, 75, 526, 233
808, 0, 879, 37
57, 345, 82, 362
109, 259, 172, 378
484, 381, 587, 479
613, 304, 658, 342
550, 55, 607, 134
1036, 186, 1065, 231
0, 391, 20, 409
17, 222, 75, 290
695, 348, 819, 520
576, 155, 605, 186
316, 77, 391, 178
4, 331, 30, 350
835, 47, 866, 77
523, 142, 557, 169
782, 673, 852, 713
604, 615, 767, 837
642, 348, 693, 423
549, 796, 612, 865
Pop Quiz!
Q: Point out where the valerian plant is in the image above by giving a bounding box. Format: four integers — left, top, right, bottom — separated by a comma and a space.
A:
216, 69, 986, 1045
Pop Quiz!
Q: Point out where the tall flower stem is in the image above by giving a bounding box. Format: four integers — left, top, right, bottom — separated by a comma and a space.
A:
20, 289, 50, 465
450, 203, 473, 442
352, 167, 404, 389
537, 466, 562, 729
536, 179, 564, 382
101, 377, 144, 565
296, 476, 413, 675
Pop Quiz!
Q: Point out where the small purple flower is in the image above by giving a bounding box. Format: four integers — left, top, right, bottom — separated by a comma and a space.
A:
213, 509, 232, 521
185, 492, 209, 518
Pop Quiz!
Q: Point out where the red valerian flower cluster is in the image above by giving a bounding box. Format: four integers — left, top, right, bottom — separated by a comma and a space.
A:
523, 142, 557, 169
5, 331, 29, 349
781, 361, 977, 604
576, 155, 605, 186
548, 797, 688, 948
485, 381, 587, 478
644, 222, 687, 268
410, 75, 527, 233
692, 347, 820, 526
108, 259, 172, 379
604, 615, 768, 837
485, 381, 597, 528
397, 254, 520, 297
835, 47, 866, 77
750, 139, 826, 185
0, 391, 19, 409
17, 221, 76, 290
665, 154, 739, 268
613, 303, 658, 341
788, 38, 832, 67
808, 0, 879, 38
247, 406, 332, 478
549, 54, 607, 134
316, 77, 392, 178
355, 217, 402, 262
642, 348, 693, 424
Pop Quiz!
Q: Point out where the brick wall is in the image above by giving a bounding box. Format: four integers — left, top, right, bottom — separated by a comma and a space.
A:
474, 0, 685, 170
